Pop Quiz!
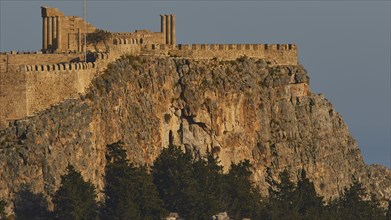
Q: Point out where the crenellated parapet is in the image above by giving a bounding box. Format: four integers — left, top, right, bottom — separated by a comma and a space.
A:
0, 51, 43, 55
113, 38, 143, 45
143, 43, 298, 65
24, 62, 96, 72
94, 52, 110, 61
0, 52, 106, 127
174, 43, 296, 51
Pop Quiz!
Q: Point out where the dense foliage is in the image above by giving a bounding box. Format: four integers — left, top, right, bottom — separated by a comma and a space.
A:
0, 200, 7, 219
2, 143, 389, 220
52, 165, 98, 220
14, 186, 50, 220
101, 141, 164, 220
86, 29, 111, 51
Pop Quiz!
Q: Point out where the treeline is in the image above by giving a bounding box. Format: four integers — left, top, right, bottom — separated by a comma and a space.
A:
1, 142, 390, 220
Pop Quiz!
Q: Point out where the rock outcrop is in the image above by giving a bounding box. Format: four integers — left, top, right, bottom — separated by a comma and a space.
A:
0, 56, 389, 212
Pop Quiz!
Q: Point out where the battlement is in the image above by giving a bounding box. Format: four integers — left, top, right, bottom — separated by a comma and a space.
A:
24, 62, 96, 72
174, 43, 296, 51
113, 38, 143, 45
143, 43, 298, 65
0, 51, 43, 55
0, 50, 89, 55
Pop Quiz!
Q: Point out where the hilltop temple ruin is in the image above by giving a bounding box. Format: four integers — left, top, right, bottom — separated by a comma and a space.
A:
0, 7, 298, 127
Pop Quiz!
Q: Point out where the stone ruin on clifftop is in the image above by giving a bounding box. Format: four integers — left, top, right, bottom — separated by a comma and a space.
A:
0, 6, 298, 127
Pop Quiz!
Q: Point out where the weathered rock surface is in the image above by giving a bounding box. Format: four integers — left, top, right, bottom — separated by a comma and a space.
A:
0, 56, 389, 211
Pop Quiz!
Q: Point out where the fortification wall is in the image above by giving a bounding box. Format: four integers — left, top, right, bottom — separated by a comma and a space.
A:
144, 44, 298, 65
24, 62, 97, 116
0, 47, 120, 127
0, 67, 27, 127
0, 55, 104, 127
108, 44, 142, 62
0, 53, 85, 73
84, 33, 148, 54
112, 31, 165, 45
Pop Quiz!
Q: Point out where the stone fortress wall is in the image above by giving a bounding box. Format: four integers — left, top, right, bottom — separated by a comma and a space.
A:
0, 7, 298, 127
143, 43, 297, 65
0, 52, 84, 127
24, 61, 98, 115
0, 52, 110, 127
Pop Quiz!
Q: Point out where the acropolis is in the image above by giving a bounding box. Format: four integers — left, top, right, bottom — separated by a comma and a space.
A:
0, 7, 298, 127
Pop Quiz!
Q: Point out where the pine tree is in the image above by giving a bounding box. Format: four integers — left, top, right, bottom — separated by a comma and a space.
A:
0, 200, 7, 220
292, 170, 324, 219
53, 165, 98, 220
190, 152, 226, 219
14, 186, 50, 220
267, 169, 298, 219
224, 160, 262, 219
133, 165, 166, 220
152, 145, 199, 219
332, 179, 386, 219
102, 141, 164, 220
102, 141, 141, 219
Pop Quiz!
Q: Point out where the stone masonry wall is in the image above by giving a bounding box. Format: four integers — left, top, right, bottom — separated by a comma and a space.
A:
144, 43, 298, 65
0, 67, 27, 127
25, 63, 98, 115
112, 30, 165, 45
0, 53, 89, 127
0, 53, 85, 72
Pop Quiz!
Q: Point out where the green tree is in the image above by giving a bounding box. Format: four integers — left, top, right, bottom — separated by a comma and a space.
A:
189, 152, 226, 219
14, 186, 50, 220
87, 29, 111, 51
0, 200, 7, 220
153, 145, 232, 219
53, 165, 98, 220
102, 141, 164, 220
267, 169, 298, 219
331, 179, 386, 220
224, 160, 262, 219
292, 170, 324, 219
152, 145, 199, 219
101, 141, 140, 220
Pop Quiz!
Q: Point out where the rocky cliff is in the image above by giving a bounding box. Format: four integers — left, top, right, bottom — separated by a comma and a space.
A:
0, 56, 389, 211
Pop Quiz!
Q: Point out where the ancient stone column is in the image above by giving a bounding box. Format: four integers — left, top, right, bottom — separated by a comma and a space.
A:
166, 15, 171, 45
78, 29, 81, 52
57, 16, 62, 51
160, 15, 166, 44
171, 15, 176, 45
52, 17, 57, 48
47, 17, 53, 49
43, 17, 48, 50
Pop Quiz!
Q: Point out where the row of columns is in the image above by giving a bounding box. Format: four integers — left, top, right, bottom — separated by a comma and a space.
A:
42, 16, 62, 51
160, 14, 176, 45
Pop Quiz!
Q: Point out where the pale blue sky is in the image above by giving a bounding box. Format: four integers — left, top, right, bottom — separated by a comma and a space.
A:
1, 0, 390, 168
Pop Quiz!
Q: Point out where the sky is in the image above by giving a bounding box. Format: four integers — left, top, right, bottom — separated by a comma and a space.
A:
0, 0, 390, 168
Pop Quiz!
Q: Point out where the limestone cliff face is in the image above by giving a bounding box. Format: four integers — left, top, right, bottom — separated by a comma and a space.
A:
0, 57, 389, 210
